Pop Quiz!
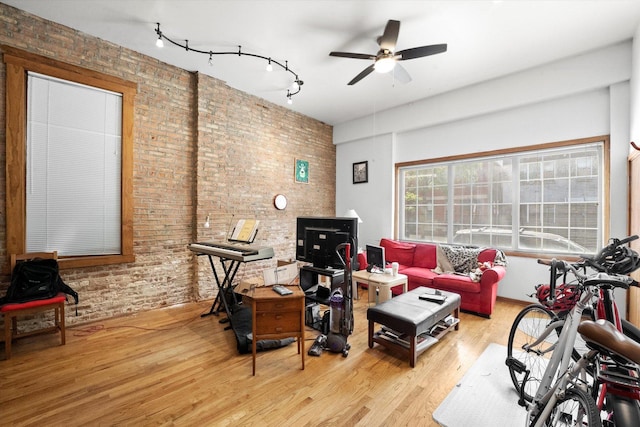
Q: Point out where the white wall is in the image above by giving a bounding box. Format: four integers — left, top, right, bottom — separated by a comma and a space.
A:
336, 132, 394, 249
335, 41, 634, 314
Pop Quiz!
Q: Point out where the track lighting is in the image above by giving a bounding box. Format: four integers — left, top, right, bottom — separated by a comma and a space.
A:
154, 23, 303, 101
155, 23, 164, 48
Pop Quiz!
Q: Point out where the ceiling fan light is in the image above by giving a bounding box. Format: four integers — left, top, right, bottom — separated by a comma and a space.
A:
374, 57, 396, 74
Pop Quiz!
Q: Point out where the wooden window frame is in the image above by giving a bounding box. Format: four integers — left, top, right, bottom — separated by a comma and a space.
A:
395, 135, 610, 259
3, 46, 136, 269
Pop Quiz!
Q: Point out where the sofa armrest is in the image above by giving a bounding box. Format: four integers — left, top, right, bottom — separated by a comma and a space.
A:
479, 265, 506, 286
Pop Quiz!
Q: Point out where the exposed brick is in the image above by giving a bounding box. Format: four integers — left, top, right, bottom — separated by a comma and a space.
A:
0, 4, 335, 330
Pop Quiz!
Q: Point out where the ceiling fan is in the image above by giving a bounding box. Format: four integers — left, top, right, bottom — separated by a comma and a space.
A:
329, 19, 447, 86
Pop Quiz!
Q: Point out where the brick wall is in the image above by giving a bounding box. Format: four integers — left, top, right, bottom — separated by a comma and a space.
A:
0, 4, 335, 327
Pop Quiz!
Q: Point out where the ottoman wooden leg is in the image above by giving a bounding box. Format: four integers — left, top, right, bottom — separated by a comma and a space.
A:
368, 320, 374, 348
454, 307, 460, 331
410, 336, 417, 367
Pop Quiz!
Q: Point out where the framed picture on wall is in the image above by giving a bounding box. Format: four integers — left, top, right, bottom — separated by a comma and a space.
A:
295, 159, 309, 183
353, 161, 368, 184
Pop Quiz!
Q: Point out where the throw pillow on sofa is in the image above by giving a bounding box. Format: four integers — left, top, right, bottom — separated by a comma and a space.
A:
435, 244, 455, 273
440, 245, 482, 274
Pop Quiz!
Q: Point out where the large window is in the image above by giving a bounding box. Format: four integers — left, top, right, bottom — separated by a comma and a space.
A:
398, 137, 607, 255
27, 72, 122, 256
4, 46, 136, 268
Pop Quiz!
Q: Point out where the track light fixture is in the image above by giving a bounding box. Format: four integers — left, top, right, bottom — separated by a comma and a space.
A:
154, 23, 303, 100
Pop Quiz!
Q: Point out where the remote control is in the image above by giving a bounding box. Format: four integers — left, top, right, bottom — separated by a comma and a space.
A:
419, 293, 447, 304
272, 285, 293, 295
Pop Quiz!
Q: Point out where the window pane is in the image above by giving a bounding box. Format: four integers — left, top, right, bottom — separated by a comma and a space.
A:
543, 179, 569, 203
520, 180, 541, 203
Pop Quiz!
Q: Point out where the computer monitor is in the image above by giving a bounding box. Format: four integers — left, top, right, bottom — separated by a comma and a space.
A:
366, 244, 385, 273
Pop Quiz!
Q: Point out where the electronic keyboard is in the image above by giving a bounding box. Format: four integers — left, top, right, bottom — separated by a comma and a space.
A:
188, 241, 274, 262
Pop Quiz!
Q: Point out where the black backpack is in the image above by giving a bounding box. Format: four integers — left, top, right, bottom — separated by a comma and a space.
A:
0, 258, 79, 312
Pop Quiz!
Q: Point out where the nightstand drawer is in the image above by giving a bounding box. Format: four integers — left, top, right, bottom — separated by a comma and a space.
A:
255, 311, 301, 335
257, 299, 300, 313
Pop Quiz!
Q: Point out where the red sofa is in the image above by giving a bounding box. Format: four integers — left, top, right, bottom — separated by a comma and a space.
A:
358, 238, 507, 317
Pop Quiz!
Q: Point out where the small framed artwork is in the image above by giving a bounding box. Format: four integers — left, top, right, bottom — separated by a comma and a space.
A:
353, 160, 368, 184
295, 159, 309, 184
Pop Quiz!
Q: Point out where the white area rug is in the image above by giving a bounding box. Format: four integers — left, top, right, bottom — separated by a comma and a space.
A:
433, 343, 528, 426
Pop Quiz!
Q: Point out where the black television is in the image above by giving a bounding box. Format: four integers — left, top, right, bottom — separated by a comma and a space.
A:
296, 217, 358, 270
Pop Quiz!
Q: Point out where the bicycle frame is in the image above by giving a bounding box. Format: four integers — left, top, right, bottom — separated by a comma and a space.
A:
527, 287, 597, 426
532, 349, 600, 426
511, 236, 640, 425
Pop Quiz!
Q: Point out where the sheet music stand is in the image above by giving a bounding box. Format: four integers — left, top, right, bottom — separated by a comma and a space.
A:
228, 219, 260, 243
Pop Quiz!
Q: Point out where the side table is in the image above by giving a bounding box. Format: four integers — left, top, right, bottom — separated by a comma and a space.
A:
351, 270, 408, 304
242, 285, 305, 376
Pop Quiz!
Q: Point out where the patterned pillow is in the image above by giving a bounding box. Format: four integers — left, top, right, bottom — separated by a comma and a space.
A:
440, 245, 482, 274
436, 244, 455, 272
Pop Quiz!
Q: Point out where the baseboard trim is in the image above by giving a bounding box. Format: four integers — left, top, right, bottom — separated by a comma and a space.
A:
496, 295, 531, 307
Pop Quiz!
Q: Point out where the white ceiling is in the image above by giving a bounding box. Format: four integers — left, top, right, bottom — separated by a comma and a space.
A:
5, 0, 640, 126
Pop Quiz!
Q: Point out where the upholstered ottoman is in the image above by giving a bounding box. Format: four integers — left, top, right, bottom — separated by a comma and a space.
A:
367, 286, 461, 367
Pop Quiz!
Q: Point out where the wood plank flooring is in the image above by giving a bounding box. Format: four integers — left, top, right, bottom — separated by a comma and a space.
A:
0, 289, 525, 426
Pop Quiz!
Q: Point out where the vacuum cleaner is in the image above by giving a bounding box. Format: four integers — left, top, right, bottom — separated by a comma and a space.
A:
309, 240, 354, 357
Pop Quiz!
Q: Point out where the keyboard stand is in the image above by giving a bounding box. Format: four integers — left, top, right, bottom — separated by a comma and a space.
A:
189, 241, 274, 339
200, 254, 242, 328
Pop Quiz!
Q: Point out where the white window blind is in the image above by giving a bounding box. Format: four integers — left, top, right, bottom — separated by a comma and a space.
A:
26, 72, 122, 256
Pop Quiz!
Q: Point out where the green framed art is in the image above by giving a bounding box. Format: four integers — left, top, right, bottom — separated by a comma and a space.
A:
295, 159, 309, 183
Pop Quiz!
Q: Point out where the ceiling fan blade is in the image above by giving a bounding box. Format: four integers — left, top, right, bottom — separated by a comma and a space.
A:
330, 51, 376, 60
378, 20, 400, 51
391, 63, 411, 84
348, 64, 375, 85
397, 44, 447, 60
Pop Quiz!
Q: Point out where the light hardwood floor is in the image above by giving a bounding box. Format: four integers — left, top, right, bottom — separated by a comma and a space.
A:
0, 289, 526, 426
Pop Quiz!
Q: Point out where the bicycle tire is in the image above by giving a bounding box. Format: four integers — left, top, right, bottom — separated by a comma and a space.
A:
507, 304, 558, 402
530, 386, 602, 427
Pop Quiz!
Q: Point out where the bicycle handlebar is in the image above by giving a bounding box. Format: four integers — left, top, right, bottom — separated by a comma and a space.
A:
535, 237, 639, 311
580, 235, 638, 272
537, 258, 588, 282
538, 236, 640, 296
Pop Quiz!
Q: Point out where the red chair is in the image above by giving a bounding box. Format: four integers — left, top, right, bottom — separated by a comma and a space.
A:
1, 252, 66, 360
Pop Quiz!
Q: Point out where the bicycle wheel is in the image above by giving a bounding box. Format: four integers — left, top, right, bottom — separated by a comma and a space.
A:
530, 386, 602, 427
507, 304, 558, 402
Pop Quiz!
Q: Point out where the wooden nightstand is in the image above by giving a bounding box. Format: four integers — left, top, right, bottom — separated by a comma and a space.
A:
242, 285, 305, 375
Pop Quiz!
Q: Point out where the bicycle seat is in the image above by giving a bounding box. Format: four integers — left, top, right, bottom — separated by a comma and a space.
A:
578, 319, 640, 365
